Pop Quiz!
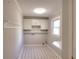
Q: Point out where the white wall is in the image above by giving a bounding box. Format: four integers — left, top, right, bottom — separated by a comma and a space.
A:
23, 19, 48, 45
3, 0, 24, 59
48, 13, 62, 57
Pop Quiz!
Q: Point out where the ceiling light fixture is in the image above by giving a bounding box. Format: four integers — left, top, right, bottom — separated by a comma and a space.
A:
33, 8, 46, 14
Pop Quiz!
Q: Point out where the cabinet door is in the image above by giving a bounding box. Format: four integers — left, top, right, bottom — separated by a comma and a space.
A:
40, 20, 48, 30
32, 19, 40, 26
23, 19, 48, 30
24, 33, 48, 44
23, 19, 32, 29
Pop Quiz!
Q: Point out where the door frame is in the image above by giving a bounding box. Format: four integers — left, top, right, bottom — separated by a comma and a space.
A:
62, 0, 76, 59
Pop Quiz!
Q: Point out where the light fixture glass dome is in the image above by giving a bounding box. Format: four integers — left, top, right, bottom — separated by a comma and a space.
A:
33, 8, 46, 14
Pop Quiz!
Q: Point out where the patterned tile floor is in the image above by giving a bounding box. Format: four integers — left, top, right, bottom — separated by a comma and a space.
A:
18, 46, 61, 59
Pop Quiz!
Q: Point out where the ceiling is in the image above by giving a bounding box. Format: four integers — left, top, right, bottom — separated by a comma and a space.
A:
18, 0, 62, 17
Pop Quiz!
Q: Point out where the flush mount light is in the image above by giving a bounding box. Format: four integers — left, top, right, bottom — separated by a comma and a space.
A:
33, 8, 46, 14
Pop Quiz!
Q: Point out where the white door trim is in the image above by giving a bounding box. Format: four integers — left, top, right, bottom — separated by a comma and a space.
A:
62, 0, 74, 59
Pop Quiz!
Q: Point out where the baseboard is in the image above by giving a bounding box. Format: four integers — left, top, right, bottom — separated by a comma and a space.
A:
24, 44, 43, 47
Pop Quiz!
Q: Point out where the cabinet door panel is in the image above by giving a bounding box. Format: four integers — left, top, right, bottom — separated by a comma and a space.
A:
40, 20, 48, 29
23, 19, 32, 29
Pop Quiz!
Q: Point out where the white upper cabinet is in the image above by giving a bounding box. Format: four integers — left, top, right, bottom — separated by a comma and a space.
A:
23, 19, 32, 30
23, 19, 48, 30
40, 20, 48, 30
32, 19, 40, 26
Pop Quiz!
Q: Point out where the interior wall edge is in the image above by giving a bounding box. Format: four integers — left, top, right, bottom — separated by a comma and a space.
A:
3, 0, 24, 59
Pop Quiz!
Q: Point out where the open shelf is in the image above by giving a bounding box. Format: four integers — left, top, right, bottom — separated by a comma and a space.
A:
23, 29, 31, 31
32, 25, 41, 28
40, 29, 48, 31
23, 29, 48, 31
